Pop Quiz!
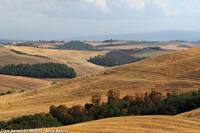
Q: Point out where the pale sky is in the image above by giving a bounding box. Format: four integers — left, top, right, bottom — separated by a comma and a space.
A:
0, 0, 199, 40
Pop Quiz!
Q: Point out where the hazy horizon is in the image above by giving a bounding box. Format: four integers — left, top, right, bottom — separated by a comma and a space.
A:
0, 0, 199, 40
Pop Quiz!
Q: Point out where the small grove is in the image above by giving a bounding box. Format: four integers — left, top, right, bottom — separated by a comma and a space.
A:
57, 41, 95, 51
0, 63, 76, 78
88, 55, 121, 67
0, 89, 200, 129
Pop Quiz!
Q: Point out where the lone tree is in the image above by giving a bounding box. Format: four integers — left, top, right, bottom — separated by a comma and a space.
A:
106, 90, 120, 104
91, 93, 102, 106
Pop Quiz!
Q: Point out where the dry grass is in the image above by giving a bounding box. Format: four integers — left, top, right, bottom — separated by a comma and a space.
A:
46, 116, 200, 133
0, 46, 200, 121
177, 108, 200, 118
0, 46, 57, 92
0, 74, 51, 93
5, 46, 108, 76
0, 46, 59, 67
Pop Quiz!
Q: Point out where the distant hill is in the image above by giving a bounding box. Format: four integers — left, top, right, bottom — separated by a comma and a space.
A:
67, 30, 200, 41
0, 39, 23, 45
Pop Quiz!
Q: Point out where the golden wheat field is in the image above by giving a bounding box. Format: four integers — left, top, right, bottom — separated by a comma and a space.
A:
0, 46, 200, 121
45, 115, 200, 133
5, 46, 108, 76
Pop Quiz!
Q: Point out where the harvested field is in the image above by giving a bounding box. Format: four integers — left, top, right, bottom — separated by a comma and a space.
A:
46, 116, 200, 133
0, 74, 52, 93
177, 108, 200, 118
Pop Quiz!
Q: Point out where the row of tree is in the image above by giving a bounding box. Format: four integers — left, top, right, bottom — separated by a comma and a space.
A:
88, 55, 121, 67
11, 49, 50, 59
1, 89, 200, 129
0, 63, 76, 78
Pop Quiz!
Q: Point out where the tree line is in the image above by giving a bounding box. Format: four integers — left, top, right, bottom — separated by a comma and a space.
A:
1, 89, 200, 129
11, 49, 50, 59
0, 63, 76, 78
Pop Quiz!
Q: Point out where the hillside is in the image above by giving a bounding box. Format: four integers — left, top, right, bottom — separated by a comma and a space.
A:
177, 108, 200, 118
5, 46, 108, 76
105, 50, 138, 64
0, 46, 200, 120
0, 46, 58, 67
46, 116, 200, 133
0, 74, 51, 93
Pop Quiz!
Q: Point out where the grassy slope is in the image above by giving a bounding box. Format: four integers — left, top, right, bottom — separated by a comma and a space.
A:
0, 74, 52, 93
177, 108, 200, 118
47, 116, 200, 133
0, 47, 58, 92
0, 47, 200, 121
5, 46, 108, 76
0, 46, 59, 67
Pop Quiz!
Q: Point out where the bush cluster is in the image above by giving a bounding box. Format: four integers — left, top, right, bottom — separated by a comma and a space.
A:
0, 89, 17, 96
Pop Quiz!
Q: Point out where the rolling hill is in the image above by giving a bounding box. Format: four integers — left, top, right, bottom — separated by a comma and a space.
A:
177, 108, 200, 118
0, 74, 52, 93
0, 46, 200, 121
46, 116, 200, 133
0, 46, 58, 67
5, 46, 108, 76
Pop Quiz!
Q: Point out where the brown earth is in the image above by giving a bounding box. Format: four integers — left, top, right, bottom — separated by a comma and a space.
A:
105, 50, 138, 64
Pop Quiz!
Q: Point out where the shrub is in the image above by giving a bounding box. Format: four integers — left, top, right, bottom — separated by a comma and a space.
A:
51, 81, 57, 85
19, 90, 25, 93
